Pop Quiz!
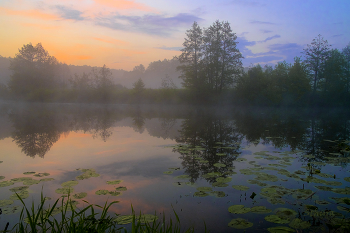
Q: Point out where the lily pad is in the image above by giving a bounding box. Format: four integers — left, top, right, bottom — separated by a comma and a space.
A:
61, 180, 79, 187
240, 169, 255, 175
33, 173, 50, 177
250, 206, 272, 214
265, 215, 290, 224
139, 214, 158, 223
216, 177, 232, 183
9, 186, 29, 192
0, 180, 15, 187
228, 218, 253, 229
114, 215, 133, 225
55, 187, 74, 194
10, 190, 29, 200
289, 218, 311, 229
0, 199, 14, 207
11, 177, 32, 183
0, 176, 4, 180
196, 187, 212, 192
255, 173, 278, 182
344, 177, 350, 182
73, 192, 87, 199
23, 172, 36, 175
213, 163, 226, 168
106, 180, 123, 185
23, 179, 40, 185
163, 171, 173, 174
76, 169, 100, 180
248, 180, 267, 186
232, 185, 249, 191
95, 190, 109, 195
194, 191, 209, 197
267, 226, 295, 233
109, 191, 122, 196
2, 206, 21, 215
212, 182, 229, 187
210, 191, 226, 198
315, 186, 333, 191
275, 208, 297, 220
315, 200, 330, 205
228, 205, 251, 214
115, 186, 127, 191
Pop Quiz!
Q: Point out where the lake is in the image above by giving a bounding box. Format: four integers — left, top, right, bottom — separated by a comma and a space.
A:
0, 103, 349, 232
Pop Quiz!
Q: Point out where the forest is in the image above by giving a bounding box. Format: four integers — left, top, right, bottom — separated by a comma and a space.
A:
1, 20, 350, 106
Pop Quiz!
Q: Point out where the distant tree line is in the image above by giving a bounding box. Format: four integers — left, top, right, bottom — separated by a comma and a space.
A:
1, 23, 350, 106
235, 35, 350, 106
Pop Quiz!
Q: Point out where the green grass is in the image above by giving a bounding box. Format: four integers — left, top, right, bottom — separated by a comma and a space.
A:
2, 192, 200, 233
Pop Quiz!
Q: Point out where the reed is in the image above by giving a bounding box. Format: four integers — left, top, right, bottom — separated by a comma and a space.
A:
2, 192, 200, 233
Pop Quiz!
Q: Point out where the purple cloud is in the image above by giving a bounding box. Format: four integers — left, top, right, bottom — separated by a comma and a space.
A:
95, 13, 204, 36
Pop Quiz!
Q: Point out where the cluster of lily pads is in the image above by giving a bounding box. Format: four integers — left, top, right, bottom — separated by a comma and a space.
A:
166, 139, 350, 232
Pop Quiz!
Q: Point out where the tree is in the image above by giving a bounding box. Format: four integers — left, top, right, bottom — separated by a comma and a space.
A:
319, 49, 347, 104
9, 43, 58, 100
342, 42, 350, 94
132, 78, 145, 102
302, 35, 331, 95
92, 64, 114, 102
178, 21, 204, 98
287, 57, 311, 102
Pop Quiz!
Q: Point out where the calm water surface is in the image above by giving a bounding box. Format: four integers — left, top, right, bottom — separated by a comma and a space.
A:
0, 103, 349, 232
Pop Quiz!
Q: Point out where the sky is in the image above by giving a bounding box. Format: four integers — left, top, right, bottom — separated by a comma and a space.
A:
0, 0, 349, 70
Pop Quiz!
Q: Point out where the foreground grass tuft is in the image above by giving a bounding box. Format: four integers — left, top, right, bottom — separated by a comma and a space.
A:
1, 192, 199, 233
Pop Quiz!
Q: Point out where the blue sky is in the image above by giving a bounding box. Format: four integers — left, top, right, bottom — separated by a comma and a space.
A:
0, 0, 349, 69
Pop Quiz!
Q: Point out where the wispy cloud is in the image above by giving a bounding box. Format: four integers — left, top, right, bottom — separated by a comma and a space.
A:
260, 29, 272, 33
94, 0, 156, 12
250, 20, 275, 25
154, 46, 183, 51
258, 34, 280, 43
332, 34, 343, 38
54, 5, 85, 21
95, 13, 203, 36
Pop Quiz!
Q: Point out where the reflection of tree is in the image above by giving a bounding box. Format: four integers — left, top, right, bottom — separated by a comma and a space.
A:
10, 108, 62, 158
132, 108, 145, 134
71, 107, 115, 142
234, 108, 350, 169
174, 111, 243, 183
160, 118, 177, 137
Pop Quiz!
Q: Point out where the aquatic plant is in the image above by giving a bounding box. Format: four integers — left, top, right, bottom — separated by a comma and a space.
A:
5, 193, 200, 233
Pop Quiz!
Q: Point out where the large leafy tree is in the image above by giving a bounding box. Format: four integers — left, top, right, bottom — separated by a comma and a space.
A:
287, 57, 311, 101
202, 21, 242, 93
9, 43, 58, 100
178, 21, 204, 97
319, 49, 347, 104
302, 35, 331, 95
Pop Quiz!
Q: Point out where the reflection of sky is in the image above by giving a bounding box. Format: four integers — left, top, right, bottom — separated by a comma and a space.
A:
0, 0, 349, 69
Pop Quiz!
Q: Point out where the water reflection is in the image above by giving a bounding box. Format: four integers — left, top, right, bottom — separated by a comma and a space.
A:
3, 104, 350, 167
174, 111, 243, 183
10, 107, 63, 158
